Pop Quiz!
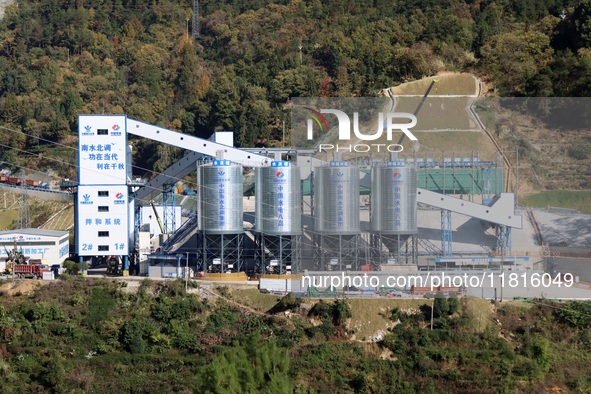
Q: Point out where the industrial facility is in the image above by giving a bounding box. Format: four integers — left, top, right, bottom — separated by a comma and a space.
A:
71, 114, 525, 280
0, 228, 69, 268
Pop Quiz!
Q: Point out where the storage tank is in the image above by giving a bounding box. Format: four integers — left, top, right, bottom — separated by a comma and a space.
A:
370, 163, 417, 234
314, 164, 360, 235
255, 162, 301, 235
197, 161, 243, 234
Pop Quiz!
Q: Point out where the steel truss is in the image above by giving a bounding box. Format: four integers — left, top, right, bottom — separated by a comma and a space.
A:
369, 233, 418, 269
254, 234, 301, 275
313, 233, 361, 271
198, 233, 244, 273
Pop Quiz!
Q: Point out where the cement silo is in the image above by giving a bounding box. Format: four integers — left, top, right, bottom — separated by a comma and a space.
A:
369, 162, 418, 267
314, 166, 360, 235
312, 163, 361, 271
254, 161, 301, 274
371, 165, 417, 234
198, 162, 243, 234
197, 161, 244, 273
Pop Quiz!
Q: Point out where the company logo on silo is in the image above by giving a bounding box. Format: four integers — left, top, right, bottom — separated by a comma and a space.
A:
111, 124, 122, 136
391, 171, 404, 185
331, 171, 348, 184
273, 171, 287, 184
215, 170, 230, 182
80, 194, 93, 205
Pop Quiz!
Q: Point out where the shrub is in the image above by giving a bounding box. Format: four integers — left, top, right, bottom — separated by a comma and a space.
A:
568, 143, 590, 160
85, 288, 116, 328
270, 293, 302, 314
63, 260, 78, 275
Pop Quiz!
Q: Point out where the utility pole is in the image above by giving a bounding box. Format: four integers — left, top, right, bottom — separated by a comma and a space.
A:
185, 252, 189, 292
298, 44, 303, 66
18, 174, 30, 229
430, 298, 434, 330
186, 18, 190, 38
192, 0, 200, 38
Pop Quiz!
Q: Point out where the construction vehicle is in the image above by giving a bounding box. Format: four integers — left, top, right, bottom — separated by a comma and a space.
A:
4, 239, 29, 275
12, 263, 44, 279
106, 256, 120, 276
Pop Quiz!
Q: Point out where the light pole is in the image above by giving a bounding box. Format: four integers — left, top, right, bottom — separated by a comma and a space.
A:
185, 252, 189, 292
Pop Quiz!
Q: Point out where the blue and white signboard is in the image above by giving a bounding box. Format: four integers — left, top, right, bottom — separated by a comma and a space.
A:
78, 115, 128, 185
76, 185, 129, 256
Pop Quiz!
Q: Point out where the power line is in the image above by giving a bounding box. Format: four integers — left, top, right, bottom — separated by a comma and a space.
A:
0, 124, 200, 189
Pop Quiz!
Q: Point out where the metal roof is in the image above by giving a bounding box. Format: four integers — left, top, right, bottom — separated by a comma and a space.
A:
0, 228, 69, 238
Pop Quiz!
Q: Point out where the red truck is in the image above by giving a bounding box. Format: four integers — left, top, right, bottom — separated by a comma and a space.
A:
12, 264, 44, 279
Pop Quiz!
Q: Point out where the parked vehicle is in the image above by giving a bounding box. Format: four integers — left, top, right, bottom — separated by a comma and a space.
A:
50, 264, 61, 278
12, 263, 44, 279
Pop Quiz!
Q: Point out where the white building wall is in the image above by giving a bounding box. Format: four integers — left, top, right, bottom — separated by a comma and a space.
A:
0, 231, 69, 265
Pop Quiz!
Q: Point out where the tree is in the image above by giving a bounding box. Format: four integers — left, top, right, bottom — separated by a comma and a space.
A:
480, 29, 554, 95
573, 0, 591, 48
433, 293, 449, 319
199, 335, 291, 393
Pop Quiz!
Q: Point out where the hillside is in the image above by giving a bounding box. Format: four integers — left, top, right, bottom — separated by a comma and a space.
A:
0, 0, 589, 192
1, 279, 591, 392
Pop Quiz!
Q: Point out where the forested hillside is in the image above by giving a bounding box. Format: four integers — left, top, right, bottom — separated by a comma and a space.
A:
0, 0, 590, 176
1, 279, 591, 392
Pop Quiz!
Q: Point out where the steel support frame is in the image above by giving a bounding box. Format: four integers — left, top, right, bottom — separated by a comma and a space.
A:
198, 232, 243, 273
369, 233, 418, 269
162, 183, 176, 234
255, 233, 301, 275
495, 225, 511, 256
441, 209, 452, 257
313, 233, 360, 271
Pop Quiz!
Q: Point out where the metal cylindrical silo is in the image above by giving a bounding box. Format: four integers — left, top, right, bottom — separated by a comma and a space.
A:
198, 163, 243, 234
371, 165, 417, 234
314, 166, 360, 235
255, 164, 301, 235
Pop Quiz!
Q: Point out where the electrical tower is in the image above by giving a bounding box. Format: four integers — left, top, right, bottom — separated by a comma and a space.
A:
18, 175, 31, 229
192, 0, 200, 38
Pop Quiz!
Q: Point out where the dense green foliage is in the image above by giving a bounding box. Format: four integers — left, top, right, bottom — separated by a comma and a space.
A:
1, 280, 591, 392
1, 0, 591, 176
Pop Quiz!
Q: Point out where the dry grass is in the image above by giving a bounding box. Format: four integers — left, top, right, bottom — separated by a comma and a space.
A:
460, 297, 494, 332
0, 189, 72, 231
346, 298, 430, 339
388, 73, 478, 96
230, 288, 281, 312
393, 96, 480, 131
229, 289, 498, 339
385, 131, 498, 161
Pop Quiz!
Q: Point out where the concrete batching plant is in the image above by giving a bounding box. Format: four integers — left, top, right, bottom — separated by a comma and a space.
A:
72, 115, 523, 278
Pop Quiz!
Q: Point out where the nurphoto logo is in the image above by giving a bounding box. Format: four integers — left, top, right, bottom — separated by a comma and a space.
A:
292, 97, 418, 153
